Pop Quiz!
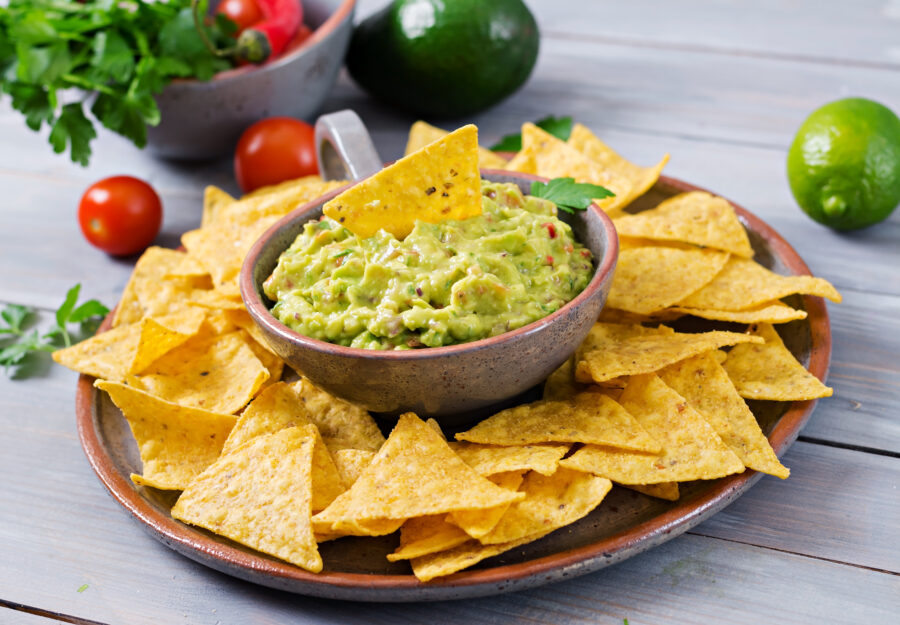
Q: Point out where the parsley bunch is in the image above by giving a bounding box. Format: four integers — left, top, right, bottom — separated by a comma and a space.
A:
0, 0, 236, 165
0, 284, 108, 376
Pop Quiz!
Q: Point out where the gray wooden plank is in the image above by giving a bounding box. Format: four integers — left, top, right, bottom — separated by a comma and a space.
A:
0, 607, 82, 625
692, 441, 900, 573
0, 364, 898, 624
353, 0, 900, 68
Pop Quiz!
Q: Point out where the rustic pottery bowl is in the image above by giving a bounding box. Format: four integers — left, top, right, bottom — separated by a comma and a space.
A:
241, 113, 618, 423
146, 0, 355, 160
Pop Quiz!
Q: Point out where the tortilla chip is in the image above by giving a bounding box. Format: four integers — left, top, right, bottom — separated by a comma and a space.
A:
479, 468, 613, 545
332, 449, 375, 487
449, 442, 569, 476
292, 378, 384, 451
96, 380, 235, 490
676, 256, 842, 310
131, 331, 269, 414
723, 323, 833, 401
405, 120, 508, 169
312, 414, 523, 532
171, 427, 322, 572
607, 246, 731, 314
410, 531, 551, 582
624, 482, 680, 501
323, 125, 482, 239
561, 374, 744, 483
236, 329, 283, 387
53, 323, 142, 381
543, 356, 594, 400
202, 186, 236, 228
663, 301, 807, 324
222, 382, 313, 454
575, 325, 763, 384
112, 247, 200, 324
659, 352, 789, 478
568, 123, 669, 211
242, 174, 337, 199
387, 514, 470, 562
448, 471, 526, 539
129, 309, 207, 374
613, 191, 753, 258
456, 392, 661, 453
507, 123, 630, 216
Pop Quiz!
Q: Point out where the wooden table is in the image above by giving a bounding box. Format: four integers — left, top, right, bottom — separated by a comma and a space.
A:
2, 1, 898, 623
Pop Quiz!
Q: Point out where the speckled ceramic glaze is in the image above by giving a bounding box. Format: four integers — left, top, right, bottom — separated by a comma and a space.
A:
146, 0, 355, 160
241, 170, 618, 423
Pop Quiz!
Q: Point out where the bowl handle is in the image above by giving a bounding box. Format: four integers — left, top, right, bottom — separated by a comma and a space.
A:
315, 110, 383, 182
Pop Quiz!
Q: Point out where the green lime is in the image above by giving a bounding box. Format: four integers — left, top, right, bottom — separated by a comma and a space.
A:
787, 97, 900, 231
346, 0, 539, 118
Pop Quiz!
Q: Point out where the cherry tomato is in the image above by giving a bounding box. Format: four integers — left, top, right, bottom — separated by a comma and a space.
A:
216, 0, 264, 34
234, 117, 318, 193
78, 176, 163, 257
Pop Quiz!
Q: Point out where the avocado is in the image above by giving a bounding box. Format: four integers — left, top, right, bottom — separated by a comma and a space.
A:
346, 0, 540, 118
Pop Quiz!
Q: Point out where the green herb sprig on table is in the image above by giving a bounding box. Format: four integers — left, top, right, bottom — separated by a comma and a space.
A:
0, 0, 236, 166
0, 284, 109, 376
530, 177, 615, 213
490, 115, 574, 152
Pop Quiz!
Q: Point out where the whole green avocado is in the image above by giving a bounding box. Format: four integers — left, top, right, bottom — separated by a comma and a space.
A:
347, 0, 540, 118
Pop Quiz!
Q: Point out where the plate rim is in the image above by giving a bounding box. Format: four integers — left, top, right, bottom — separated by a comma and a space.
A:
75, 174, 831, 601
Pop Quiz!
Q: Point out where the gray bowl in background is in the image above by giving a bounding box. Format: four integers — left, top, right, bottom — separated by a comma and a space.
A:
146, 0, 356, 160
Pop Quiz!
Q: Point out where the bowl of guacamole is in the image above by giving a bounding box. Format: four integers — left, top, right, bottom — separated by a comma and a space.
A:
242, 171, 618, 422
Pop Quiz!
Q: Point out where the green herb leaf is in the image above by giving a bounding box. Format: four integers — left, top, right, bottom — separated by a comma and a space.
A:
77, 583, 89, 593
1, 304, 30, 335
530, 177, 615, 213
490, 115, 574, 152
92, 30, 135, 84
48, 103, 96, 166
331, 249, 353, 259
69, 299, 110, 324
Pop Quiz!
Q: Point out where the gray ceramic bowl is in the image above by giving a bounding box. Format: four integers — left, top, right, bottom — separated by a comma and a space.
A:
240, 114, 618, 424
146, 0, 355, 160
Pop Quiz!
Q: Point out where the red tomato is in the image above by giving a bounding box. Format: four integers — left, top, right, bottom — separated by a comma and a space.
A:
216, 0, 264, 33
234, 117, 318, 193
78, 176, 163, 257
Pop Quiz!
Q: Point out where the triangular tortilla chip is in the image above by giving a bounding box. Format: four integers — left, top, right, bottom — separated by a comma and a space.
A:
561, 374, 744, 483
447, 471, 525, 539
332, 449, 375, 487
111, 247, 197, 326
479, 468, 613, 545
663, 301, 807, 324
410, 531, 552, 582
222, 380, 312, 448
131, 331, 268, 414
324, 125, 482, 239
659, 352, 789, 478
507, 123, 630, 216
300, 423, 347, 512
312, 414, 523, 532
542, 356, 592, 400
624, 482, 680, 501
387, 514, 470, 562
723, 323, 833, 401
568, 123, 669, 211
575, 326, 763, 384
171, 427, 322, 572
405, 120, 508, 169
455, 392, 661, 453
292, 378, 385, 451
201, 185, 236, 228
607, 246, 731, 314
676, 256, 842, 310
612, 191, 753, 258
449, 442, 569, 476
129, 309, 207, 375
96, 380, 236, 490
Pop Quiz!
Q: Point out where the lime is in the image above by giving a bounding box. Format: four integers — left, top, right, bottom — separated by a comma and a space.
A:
787, 97, 900, 231
346, 0, 539, 118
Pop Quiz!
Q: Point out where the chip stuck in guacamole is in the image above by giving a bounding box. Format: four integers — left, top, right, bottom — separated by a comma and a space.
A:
263, 181, 594, 349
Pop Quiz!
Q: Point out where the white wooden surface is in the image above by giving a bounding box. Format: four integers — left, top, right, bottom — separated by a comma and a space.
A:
2, 1, 899, 623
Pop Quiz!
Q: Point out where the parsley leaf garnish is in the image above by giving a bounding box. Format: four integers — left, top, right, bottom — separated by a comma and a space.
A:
0, 0, 235, 165
490, 115, 574, 152
0, 284, 109, 376
530, 177, 615, 213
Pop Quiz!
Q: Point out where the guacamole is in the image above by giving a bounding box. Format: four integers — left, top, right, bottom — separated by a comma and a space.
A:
263, 182, 594, 349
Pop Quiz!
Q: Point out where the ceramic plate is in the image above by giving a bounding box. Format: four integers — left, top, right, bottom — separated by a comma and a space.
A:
75, 175, 831, 602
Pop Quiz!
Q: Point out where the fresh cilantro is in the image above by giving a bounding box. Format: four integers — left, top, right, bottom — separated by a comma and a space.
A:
0, 0, 236, 165
331, 249, 353, 259
0, 284, 109, 376
490, 115, 574, 152
530, 177, 615, 213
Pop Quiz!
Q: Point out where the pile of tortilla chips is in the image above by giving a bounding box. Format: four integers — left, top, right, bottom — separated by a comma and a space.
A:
53, 119, 840, 583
